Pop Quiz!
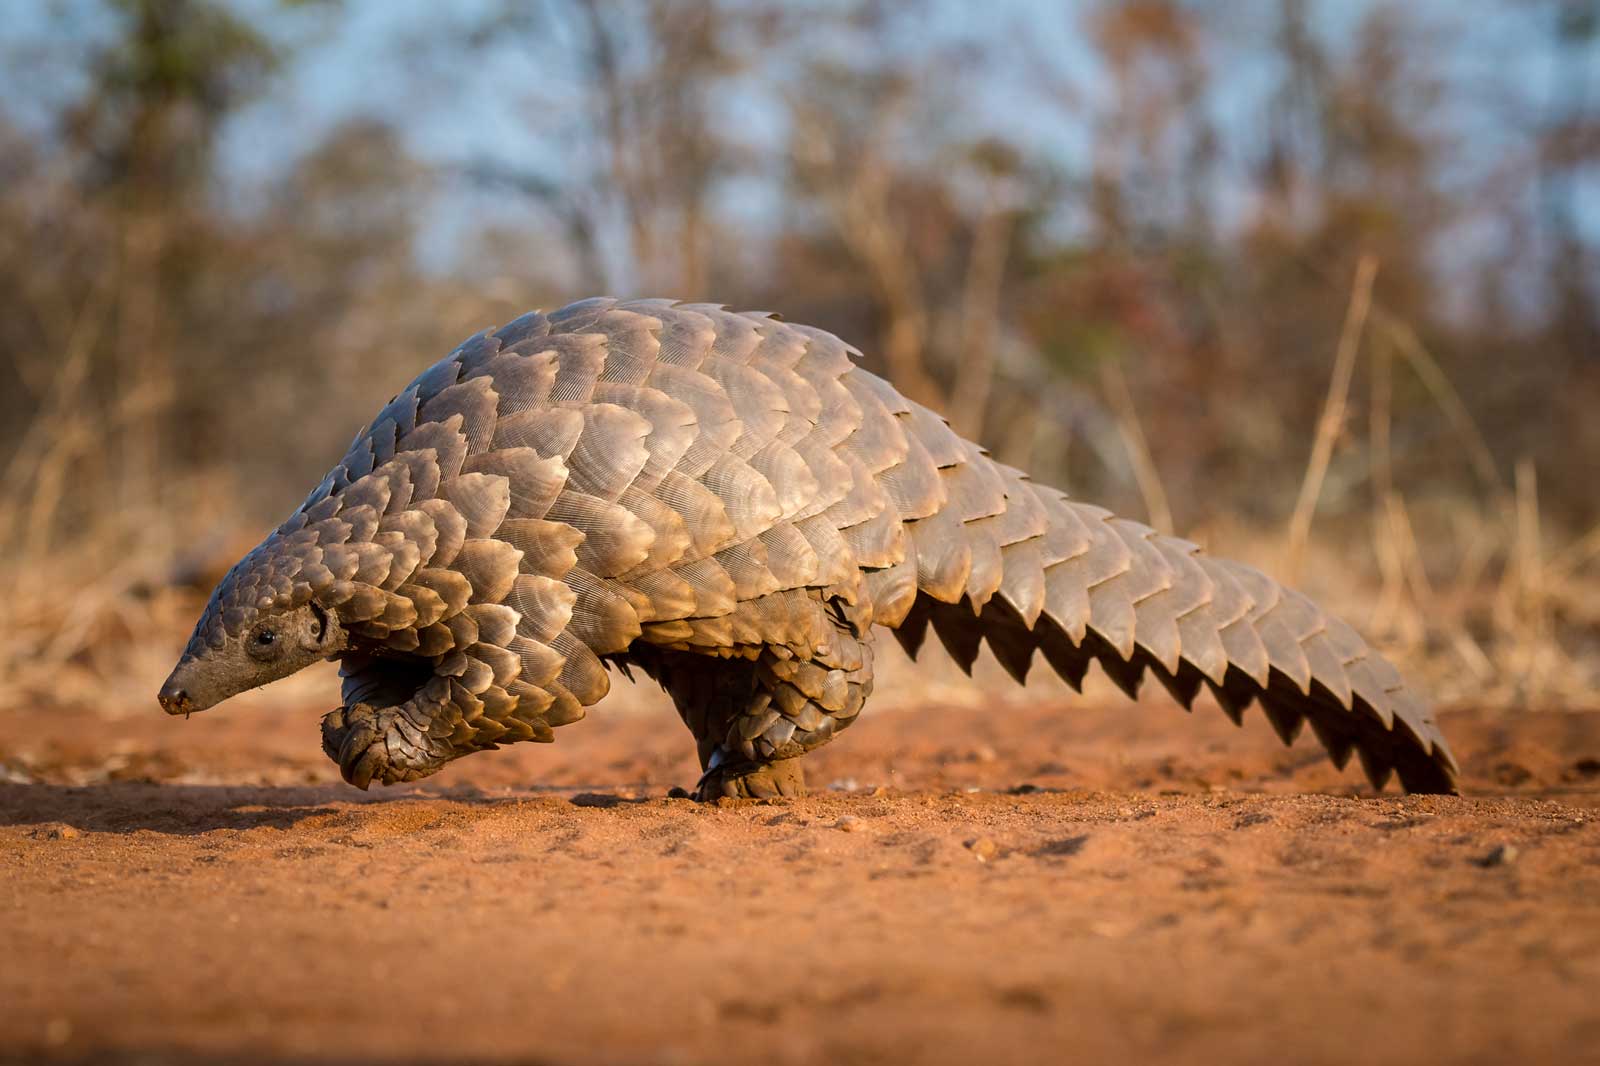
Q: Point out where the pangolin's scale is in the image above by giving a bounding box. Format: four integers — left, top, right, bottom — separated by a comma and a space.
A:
252, 298, 1457, 793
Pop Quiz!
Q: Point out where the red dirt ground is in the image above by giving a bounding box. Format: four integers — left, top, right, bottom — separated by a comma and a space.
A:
2, 686, 1599, 1066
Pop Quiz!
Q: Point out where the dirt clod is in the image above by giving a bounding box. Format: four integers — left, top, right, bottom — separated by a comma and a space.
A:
1493, 762, 1534, 787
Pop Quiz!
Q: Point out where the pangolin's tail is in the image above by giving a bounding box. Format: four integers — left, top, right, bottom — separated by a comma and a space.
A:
879, 398, 1460, 795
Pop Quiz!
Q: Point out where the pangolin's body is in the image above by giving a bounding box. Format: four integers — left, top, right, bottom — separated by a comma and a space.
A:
160, 298, 1459, 796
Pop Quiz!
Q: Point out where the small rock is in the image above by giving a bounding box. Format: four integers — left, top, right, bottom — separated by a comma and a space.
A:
966, 836, 999, 862
31, 824, 79, 841
833, 815, 864, 833
666, 786, 692, 799
1475, 843, 1518, 868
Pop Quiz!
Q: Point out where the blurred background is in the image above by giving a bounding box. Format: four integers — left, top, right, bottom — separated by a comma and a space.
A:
0, 0, 1596, 722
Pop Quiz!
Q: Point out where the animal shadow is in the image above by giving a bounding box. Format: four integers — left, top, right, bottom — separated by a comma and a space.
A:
1, 781, 358, 835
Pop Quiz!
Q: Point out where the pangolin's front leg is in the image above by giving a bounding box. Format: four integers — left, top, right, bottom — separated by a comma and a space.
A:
321, 704, 443, 788
319, 661, 465, 788
319, 652, 563, 788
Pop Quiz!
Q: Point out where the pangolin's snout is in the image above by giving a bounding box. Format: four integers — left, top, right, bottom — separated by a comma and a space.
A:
158, 659, 200, 715
157, 677, 192, 715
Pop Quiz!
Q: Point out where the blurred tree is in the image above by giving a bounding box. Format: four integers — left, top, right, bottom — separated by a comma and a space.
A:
64, 0, 283, 504
466, 0, 765, 295
1541, 0, 1599, 364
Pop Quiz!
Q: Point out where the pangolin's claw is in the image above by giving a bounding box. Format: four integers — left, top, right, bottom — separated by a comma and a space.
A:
345, 742, 384, 790
323, 703, 383, 789
693, 752, 808, 801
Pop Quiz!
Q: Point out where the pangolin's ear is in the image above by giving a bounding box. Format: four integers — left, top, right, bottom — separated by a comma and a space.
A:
302, 602, 339, 654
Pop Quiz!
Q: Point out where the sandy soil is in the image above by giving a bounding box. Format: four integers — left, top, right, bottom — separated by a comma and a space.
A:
3, 686, 1599, 1066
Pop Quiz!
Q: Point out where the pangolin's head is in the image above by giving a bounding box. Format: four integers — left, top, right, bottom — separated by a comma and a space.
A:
158, 537, 347, 715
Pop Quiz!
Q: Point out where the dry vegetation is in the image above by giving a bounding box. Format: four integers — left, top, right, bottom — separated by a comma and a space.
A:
0, 0, 1597, 723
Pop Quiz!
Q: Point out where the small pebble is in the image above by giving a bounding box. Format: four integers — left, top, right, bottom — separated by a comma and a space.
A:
1476, 843, 1519, 868
966, 836, 998, 862
833, 815, 864, 833
665, 786, 691, 800
32, 825, 79, 841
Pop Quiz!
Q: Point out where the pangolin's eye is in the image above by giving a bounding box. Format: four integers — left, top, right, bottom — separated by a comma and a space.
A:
256, 629, 277, 647
309, 616, 322, 639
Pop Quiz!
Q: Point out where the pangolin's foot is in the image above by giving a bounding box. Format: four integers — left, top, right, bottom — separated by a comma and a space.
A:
694, 750, 808, 801
320, 703, 448, 789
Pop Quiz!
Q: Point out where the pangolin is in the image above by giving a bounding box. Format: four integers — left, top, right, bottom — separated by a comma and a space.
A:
158, 297, 1460, 797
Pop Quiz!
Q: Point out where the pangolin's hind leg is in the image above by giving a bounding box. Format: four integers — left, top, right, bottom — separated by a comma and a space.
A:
696, 632, 875, 801
634, 601, 875, 800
